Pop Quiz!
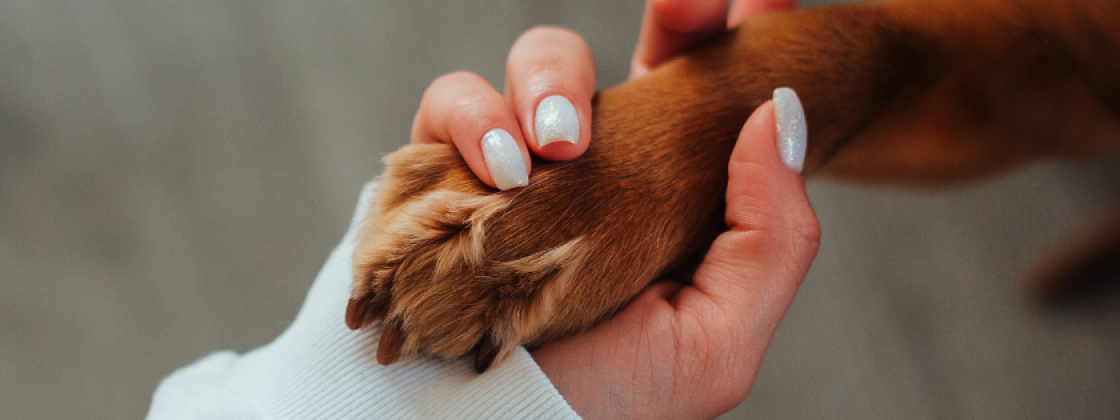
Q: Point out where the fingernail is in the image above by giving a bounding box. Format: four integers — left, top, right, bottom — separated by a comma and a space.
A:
535, 95, 580, 147
481, 128, 529, 190
773, 87, 807, 173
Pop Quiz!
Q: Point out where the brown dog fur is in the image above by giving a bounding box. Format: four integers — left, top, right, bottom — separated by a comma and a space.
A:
346, 0, 1120, 371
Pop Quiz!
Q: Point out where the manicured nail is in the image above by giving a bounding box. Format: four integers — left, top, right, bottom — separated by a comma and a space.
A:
481, 128, 529, 190
773, 87, 807, 173
535, 95, 580, 147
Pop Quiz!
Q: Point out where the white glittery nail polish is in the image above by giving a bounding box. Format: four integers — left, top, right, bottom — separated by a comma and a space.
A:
535, 95, 580, 147
481, 128, 529, 190
773, 87, 807, 173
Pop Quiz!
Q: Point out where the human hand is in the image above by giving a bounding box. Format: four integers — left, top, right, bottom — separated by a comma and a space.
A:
532, 1, 815, 419
411, 26, 595, 190
409, 0, 799, 188
531, 96, 818, 419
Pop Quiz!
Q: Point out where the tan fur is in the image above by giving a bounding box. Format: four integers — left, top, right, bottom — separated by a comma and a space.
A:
348, 0, 1120, 371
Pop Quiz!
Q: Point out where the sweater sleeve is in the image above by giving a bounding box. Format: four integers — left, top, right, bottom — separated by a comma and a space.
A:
147, 183, 581, 420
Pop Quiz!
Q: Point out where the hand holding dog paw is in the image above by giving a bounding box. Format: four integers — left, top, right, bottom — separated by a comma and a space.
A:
537, 1, 815, 419
348, 2, 811, 418
346, 25, 604, 371
532, 100, 819, 420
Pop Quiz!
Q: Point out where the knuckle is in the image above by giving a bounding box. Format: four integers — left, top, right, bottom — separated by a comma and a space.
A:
512, 25, 591, 63
421, 72, 511, 140
427, 71, 486, 94
448, 103, 501, 134
447, 97, 508, 136
522, 57, 565, 81
521, 25, 580, 45
508, 27, 594, 94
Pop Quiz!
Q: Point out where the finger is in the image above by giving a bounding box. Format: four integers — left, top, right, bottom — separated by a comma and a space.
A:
505, 26, 595, 161
412, 72, 531, 190
727, 0, 797, 27
630, 0, 728, 78
684, 87, 819, 331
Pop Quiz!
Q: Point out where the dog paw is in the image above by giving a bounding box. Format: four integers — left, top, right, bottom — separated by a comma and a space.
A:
346, 144, 613, 372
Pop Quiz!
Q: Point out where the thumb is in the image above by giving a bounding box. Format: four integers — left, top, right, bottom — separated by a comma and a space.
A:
690, 87, 819, 331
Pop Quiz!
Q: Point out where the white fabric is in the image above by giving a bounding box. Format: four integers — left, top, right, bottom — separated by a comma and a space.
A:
148, 183, 581, 420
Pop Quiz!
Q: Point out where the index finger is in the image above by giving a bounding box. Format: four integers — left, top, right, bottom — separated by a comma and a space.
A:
505, 26, 595, 161
412, 72, 531, 190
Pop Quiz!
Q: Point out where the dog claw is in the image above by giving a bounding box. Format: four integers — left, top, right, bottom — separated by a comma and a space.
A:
377, 317, 405, 365
345, 297, 369, 330
345, 291, 389, 330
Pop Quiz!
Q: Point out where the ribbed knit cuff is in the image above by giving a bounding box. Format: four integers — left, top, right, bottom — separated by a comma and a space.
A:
148, 183, 581, 420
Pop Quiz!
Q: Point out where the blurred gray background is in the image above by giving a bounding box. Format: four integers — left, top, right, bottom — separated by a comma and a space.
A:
2, 0, 1119, 418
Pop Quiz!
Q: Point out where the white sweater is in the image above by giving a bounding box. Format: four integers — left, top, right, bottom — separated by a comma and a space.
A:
147, 184, 581, 419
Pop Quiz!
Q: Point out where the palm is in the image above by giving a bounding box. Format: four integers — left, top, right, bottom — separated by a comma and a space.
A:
533, 283, 756, 420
